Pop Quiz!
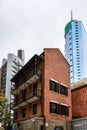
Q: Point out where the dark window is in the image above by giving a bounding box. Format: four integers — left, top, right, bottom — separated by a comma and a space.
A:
75, 32, 78, 35
69, 37, 72, 40
76, 43, 79, 45
50, 80, 59, 93
77, 66, 80, 68
40, 125, 44, 130
54, 126, 63, 130
33, 83, 37, 96
33, 104, 37, 115
21, 108, 26, 118
76, 40, 79, 43
15, 111, 18, 120
23, 89, 26, 101
78, 75, 81, 77
77, 63, 80, 65
50, 102, 58, 114
76, 49, 79, 51
15, 95, 18, 105
50, 102, 60, 114
15, 81, 19, 88
76, 46, 79, 48
70, 48, 72, 50
75, 27, 78, 29
60, 84, 68, 96
61, 105, 69, 116
77, 60, 80, 62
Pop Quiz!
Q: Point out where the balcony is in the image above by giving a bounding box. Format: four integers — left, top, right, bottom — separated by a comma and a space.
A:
11, 69, 41, 95
11, 89, 41, 109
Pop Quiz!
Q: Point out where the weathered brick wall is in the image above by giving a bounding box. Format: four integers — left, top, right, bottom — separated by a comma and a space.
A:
44, 48, 72, 121
72, 86, 87, 117
14, 79, 42, 122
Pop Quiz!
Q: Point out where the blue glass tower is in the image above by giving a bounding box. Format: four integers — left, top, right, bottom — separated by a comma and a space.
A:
65, 20, 87, 83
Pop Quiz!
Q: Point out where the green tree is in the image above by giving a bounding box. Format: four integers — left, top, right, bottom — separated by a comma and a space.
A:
0, 93, 10, 127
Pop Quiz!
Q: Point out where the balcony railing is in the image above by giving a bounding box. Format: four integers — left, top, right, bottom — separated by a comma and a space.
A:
11, 69, 41, 95
11, 89, 41, 109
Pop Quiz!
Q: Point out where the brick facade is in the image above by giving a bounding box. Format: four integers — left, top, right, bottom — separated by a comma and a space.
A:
11, 48, 72, 130
44, 49, 72, 122
71, 78, 87, 118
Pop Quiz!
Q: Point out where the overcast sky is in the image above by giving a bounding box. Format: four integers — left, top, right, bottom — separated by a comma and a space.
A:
0, 0, 87, 66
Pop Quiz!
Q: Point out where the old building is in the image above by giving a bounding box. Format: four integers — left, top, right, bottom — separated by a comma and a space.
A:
11, 48, 72, 130
71, 78, 87, 118
71, 78, 87, 130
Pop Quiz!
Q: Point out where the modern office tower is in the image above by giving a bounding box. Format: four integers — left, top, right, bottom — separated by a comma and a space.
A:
1, 50, 24, 104
11, 48, 72, 130
65, 19, 87, 83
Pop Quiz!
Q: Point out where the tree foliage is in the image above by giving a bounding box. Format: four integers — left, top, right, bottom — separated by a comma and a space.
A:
0, 93, 10, 126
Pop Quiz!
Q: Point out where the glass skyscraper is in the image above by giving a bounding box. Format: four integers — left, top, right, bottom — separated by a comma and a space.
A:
65, 20, 87, 83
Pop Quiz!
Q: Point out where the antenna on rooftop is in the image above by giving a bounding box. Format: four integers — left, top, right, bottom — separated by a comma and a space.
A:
71, 10, 73, 21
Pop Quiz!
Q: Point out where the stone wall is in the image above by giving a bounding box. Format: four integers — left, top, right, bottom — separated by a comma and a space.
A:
72, 117, 87, 130
14, 118, 72, 130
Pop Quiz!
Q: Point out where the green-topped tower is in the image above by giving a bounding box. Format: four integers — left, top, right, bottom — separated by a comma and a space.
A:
64, 15, 87, 83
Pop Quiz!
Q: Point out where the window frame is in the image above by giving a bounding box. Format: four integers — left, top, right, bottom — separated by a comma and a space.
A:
60, 84, 68, 96
50, 102, 69, 116
33, 103, 37, 115
21, 108, 26, 118
60, 105, 69, 116
50, 80, 59, 93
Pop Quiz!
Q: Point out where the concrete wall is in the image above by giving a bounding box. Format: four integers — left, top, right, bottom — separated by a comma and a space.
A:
72, 117, 87, 130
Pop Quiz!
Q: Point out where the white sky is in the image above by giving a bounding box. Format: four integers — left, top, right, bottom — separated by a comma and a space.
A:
0, 0, 87, 66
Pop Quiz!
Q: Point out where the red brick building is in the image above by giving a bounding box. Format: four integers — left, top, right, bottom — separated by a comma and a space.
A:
11, 48, 72, 130
71, 78, 87, 118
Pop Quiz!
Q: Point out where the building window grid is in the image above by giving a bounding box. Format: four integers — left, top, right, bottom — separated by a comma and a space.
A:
50, 102, 69, 116
50, 80, 68, 96
50, 80, 59, 93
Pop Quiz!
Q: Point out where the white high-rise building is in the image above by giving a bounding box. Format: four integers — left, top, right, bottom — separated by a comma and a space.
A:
65, 20, 87, 83
1, 50, 25, 104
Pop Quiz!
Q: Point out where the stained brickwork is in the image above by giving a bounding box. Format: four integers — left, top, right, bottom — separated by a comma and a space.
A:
11, 48, 72, 130
72, 80, 87, 118
44, 48, 72, 121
